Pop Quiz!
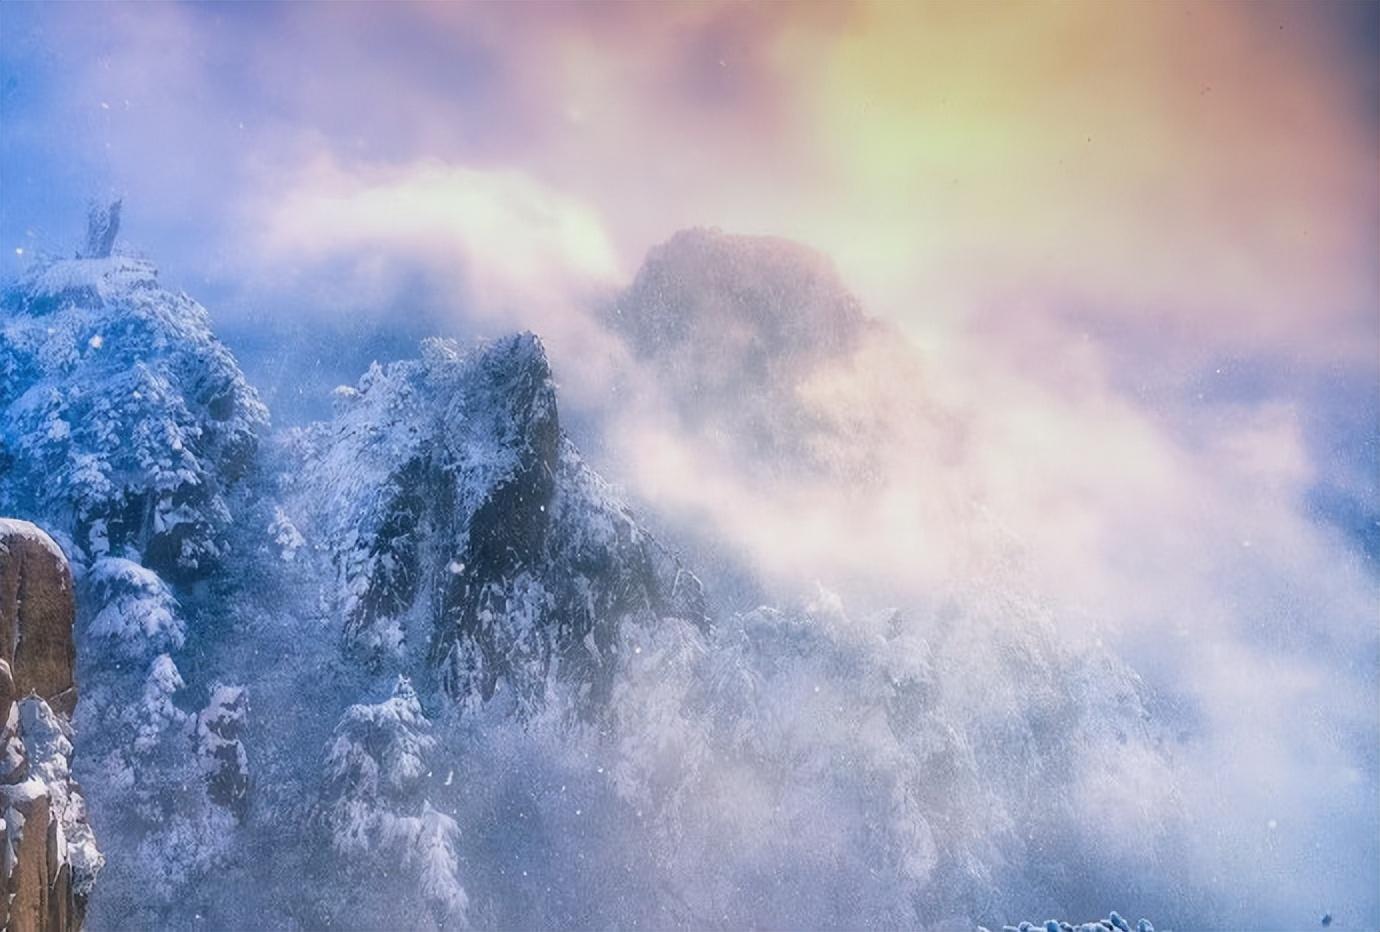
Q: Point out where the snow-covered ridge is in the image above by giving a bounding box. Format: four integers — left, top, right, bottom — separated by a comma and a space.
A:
288, 330, 707, 707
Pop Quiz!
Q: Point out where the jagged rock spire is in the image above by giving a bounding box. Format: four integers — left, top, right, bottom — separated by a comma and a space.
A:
82, 199, 121, 259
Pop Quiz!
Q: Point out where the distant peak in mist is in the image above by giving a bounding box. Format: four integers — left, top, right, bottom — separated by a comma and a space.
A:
614, 226, 872, 362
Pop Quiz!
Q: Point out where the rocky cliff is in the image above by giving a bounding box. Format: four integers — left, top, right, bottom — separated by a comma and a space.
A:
0, 519, 101, 931
289, 332, 707, 711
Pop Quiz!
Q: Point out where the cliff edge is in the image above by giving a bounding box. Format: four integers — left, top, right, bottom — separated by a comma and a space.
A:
0, 519, 100, 931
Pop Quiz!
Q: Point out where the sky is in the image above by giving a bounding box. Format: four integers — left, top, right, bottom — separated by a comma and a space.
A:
1, 2, 1376, 470
3, 2, 1376, 352
2, 2, 1379, 925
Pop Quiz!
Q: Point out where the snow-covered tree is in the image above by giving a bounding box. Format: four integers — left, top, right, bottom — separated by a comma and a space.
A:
0, 245, 267, 580
197, 684, 250, 820
315, 676, 467, 928
75, 574, 248, 915
85, 557, 185, 658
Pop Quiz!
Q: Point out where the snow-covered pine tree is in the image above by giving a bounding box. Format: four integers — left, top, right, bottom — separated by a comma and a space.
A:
315, 676, 467, 928
75, 567, 245, 914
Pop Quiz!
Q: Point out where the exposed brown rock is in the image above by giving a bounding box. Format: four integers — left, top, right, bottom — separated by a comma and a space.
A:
6, 790, 52, 932
0, 519, 94, 931
0, 521, 77, 717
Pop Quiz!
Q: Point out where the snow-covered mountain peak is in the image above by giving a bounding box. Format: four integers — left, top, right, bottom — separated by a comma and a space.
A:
6, 253, 160, 316
1, 232, 267, 580
291, 330, 705, 708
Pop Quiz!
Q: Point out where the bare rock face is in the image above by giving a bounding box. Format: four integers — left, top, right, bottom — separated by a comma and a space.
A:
0, 519, 100, 931
0, 521, 77, 717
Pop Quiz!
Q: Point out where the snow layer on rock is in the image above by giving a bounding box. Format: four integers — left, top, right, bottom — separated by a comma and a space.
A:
0, 517, 69, 565
14, 696, 104, 897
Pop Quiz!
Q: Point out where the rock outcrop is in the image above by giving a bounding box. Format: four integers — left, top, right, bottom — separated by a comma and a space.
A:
0, 519, 100, 931
606, 226, 928, 484
291, 333, 707, 709
0, 521, 76, 718
79, 202, 121, 261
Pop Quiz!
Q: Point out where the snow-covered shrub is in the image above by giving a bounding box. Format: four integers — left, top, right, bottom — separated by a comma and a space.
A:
268, 506, 305, 563
983, 912, 1159, 932
85, 557, 185, 657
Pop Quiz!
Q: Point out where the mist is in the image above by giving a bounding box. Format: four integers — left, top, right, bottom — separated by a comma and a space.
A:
2, 3, 1376, 930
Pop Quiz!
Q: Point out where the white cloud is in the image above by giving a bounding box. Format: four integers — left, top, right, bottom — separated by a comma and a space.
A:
255, 156, 621, 316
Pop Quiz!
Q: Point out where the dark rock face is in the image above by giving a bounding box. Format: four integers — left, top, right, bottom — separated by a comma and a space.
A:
80, 201, 121, 260
609, 228, 872, 442
294, 333, 706, 710
0, 519, 100, 931
613, 227, 868, 369
607, 227, 914, 479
